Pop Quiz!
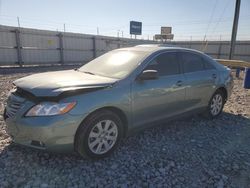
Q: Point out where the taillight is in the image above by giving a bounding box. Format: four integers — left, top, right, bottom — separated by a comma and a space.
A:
230, 69, 234, 78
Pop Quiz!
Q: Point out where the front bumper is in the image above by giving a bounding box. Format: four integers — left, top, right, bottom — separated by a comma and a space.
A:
5, 112, 84, 153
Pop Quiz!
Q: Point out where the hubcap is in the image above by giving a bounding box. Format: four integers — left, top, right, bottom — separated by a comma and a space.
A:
210, 94, 223, 116
88, 120, 118, 154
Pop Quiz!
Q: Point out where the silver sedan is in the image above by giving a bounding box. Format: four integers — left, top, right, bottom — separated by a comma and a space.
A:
4, 45, 233, 159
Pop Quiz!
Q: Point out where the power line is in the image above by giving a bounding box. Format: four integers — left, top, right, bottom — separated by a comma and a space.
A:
2, 13, 250, 28
210, 0, 232, 34
204, 0, 219, 38
201, 0, 232, 51
0, 12, 249, 41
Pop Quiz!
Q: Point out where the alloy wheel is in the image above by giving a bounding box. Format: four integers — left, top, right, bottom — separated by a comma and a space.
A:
210, 94, 223, 116
88, 120, 118, 154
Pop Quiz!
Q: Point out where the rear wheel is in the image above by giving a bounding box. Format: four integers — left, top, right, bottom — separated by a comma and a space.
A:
204, 90, 225, 119
75, 110, 123, 159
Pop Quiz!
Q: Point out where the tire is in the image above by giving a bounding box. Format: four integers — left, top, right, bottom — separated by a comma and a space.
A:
203, 90, 225, 119
75, 110, 123, 159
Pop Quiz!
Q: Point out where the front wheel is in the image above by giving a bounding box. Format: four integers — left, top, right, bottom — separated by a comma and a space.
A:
75, 110, 123, 159
204, 90, 225, 119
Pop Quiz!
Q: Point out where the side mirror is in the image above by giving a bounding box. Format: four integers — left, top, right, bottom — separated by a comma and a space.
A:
137, 70, 158, 80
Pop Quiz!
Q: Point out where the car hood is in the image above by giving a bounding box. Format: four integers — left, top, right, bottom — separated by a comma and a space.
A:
14, 70, 118, 97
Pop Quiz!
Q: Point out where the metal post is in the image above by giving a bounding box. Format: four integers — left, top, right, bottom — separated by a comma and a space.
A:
58, 33, 64, 64
229, 0, 241, 60
15, 29, 22, 66
236, 68, 240, 78
117, 39, 121, 48
97, 27, 99, 35
217, 36, 222, 59
93, 36, 96, 58
17, 17, 20, 28
189, 36, 192, 48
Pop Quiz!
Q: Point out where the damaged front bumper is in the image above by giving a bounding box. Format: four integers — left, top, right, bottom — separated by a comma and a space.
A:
5, 111, 84, 152
4, 90, 86, 153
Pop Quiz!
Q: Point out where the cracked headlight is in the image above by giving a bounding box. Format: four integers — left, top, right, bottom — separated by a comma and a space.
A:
25, 102, 76, 116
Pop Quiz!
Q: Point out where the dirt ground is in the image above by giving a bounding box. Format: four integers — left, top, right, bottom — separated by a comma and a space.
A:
0, 68, 249, 187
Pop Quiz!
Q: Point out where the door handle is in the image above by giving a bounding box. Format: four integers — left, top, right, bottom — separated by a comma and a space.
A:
212, 74, 217, 79
176, 80, 183, 87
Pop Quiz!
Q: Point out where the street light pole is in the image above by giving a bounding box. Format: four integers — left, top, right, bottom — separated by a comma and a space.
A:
229, 0, 241, 60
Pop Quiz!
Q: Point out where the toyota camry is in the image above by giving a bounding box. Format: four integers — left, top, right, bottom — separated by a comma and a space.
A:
4, 45, 233, 159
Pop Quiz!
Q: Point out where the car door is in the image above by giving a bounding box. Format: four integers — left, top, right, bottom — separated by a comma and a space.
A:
178, 51, 218, 110
131, 51, 187, 127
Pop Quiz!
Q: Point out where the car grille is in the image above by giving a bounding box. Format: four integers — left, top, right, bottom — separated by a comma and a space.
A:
5, 92, 25, 119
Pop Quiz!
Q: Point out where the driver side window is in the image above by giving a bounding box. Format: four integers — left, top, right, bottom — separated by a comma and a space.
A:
145, 52, 180, 77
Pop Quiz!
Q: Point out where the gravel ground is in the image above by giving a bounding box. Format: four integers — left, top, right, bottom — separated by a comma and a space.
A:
0, 67, 250, 188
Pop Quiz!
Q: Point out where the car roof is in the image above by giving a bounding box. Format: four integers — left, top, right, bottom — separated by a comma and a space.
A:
116, 44, 204, 54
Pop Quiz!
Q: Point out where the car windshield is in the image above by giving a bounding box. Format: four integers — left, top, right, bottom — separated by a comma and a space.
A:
78, 50, 148, 79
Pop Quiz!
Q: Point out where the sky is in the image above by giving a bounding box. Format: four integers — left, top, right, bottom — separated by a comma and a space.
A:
0, 0, 249, 41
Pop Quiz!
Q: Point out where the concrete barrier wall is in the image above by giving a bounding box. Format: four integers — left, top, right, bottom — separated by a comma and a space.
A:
0, 25, 249, 66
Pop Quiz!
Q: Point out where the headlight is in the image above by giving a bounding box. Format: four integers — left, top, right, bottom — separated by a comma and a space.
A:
26, 102, 76, 116
8, 85, 17, 96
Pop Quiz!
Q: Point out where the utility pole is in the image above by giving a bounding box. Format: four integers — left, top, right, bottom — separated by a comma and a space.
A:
97, 27, 99, 35
63, 23, 66, 33
229, 0, 241, 60
117, 30, 120, 38
17, 17, 20, 28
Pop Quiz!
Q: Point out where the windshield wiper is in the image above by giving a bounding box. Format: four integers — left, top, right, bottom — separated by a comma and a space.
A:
82, 71, 95, 75
74, 69, 95, 75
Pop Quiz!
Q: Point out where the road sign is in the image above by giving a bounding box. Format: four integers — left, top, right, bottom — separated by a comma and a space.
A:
161, 27, 172, 35
130, 21, 142, 35
155, 34, 174, 40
